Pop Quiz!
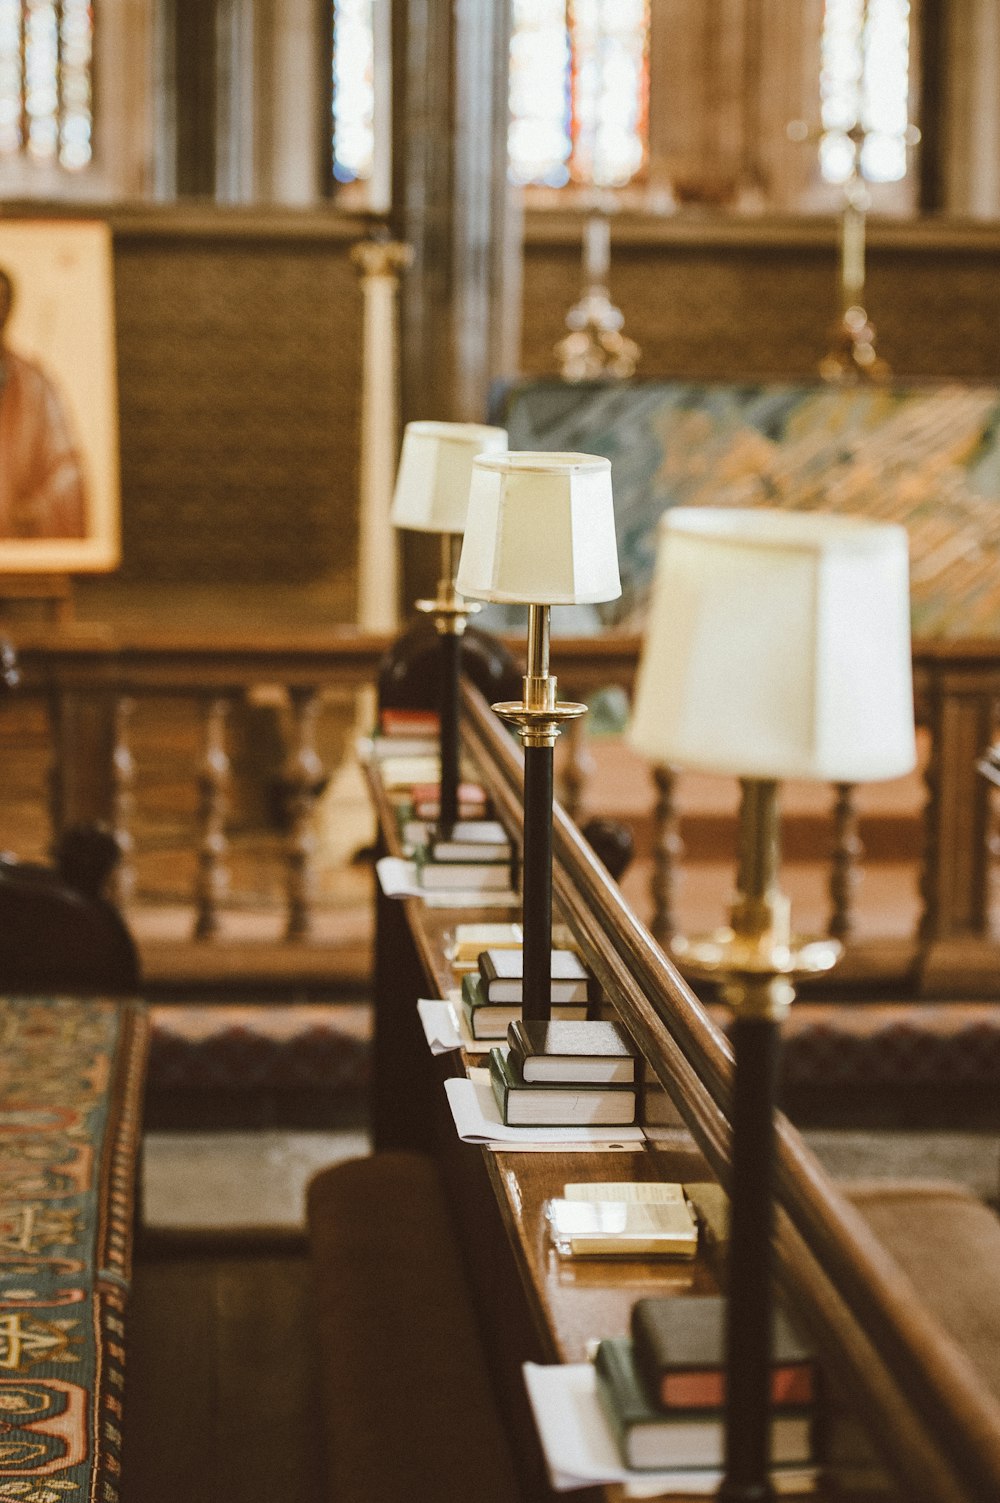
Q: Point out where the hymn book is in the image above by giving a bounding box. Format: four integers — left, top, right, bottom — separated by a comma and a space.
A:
449, 923, 523, 965
489, 1047, 637, 1127
595, 1338, 814, 1473
506, 1019, 636, 1082
546, 1198, 698, 1258
461, 974, 587, 1040
480, 949, 590, 1005
631, 1296, 816, 1411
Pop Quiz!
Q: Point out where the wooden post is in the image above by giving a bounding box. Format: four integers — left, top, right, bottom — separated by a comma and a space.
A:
918, 659, 998, 992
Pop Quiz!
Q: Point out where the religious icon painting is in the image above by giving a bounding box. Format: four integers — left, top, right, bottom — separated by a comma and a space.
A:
0, 220, 120, 571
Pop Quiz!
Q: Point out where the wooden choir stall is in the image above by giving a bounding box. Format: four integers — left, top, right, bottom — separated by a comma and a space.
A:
309, 674, 1000, 1503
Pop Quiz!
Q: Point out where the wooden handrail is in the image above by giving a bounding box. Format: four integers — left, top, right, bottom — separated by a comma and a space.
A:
461, 677, 1000, 1503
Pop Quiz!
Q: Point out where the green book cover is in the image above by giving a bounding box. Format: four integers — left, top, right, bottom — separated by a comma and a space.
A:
595, 1337, 813, 1472
489, 1047, 637, 1127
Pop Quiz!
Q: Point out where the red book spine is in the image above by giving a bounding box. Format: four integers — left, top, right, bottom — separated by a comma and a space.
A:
659, 1363, 814, 1410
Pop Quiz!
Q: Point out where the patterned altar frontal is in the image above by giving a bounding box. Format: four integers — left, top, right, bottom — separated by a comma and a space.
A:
504, 380, 1000, 638
0, 999, 147, 1503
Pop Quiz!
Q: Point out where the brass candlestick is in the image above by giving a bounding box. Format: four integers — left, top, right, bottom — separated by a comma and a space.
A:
493, 604, 586, 1020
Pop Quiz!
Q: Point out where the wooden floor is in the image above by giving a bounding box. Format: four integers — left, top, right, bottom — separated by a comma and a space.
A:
123, 1234, 327, 1503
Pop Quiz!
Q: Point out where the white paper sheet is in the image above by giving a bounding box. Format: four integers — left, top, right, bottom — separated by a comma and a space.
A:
376, 857, 520, 909
444, 1069, 645, 1149
522, 1363, 817, 1497
417, 998, 487, 1056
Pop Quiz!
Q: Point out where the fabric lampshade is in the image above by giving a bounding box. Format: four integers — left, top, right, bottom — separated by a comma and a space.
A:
456, 451, 622, 605
628, 508, 916, 784
390, 421, 509, 534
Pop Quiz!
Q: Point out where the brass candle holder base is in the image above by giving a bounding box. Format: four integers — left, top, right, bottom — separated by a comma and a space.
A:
671, 928, 841, 1019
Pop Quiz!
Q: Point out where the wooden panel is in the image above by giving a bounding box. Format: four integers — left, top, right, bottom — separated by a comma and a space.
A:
123, 1244, 325, 1503
113, 227, 364, 586
521, 223, 1000, 383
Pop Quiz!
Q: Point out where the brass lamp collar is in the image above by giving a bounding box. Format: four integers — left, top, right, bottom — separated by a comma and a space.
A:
415, 532, 481, 635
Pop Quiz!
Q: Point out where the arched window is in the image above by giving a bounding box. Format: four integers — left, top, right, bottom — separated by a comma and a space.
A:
0, 0, 93, 170
820, 0, 913, 186
331, 0, 375, 185
508, 0, 650, 189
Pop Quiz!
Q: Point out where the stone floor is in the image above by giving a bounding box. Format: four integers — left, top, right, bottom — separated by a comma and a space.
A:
140, 1124, 1000, 1233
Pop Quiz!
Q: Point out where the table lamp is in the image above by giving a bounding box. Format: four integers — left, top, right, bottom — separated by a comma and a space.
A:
629, 507, 915, 1503
391, 420, 508, 834
457, 451, 621, 1020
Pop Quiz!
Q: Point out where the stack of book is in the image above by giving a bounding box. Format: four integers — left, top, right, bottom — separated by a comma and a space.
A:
409, 819, 515, 891
462, 950, 591, 1041
409, 780, 488, 822
595, 1294, 817, 1478
489, 1017, 640, 1127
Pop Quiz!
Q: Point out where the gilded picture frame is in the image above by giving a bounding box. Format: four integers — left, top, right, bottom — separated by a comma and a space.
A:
0, 219, 120, 572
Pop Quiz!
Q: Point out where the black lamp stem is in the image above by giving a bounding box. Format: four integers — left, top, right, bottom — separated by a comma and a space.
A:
434, 532, 464, 839
438, 626, 460, 836
521, 741, 553, 1021
717, 1010, 781, 1503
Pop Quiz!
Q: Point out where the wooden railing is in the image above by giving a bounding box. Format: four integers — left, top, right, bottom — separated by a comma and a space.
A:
5, 625, 1000, 993
459, 677, 1000, 1503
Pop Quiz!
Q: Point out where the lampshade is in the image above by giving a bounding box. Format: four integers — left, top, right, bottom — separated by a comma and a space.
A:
390, 421, 508, 534
628, 508, 916, 784
456, 451, 622, 605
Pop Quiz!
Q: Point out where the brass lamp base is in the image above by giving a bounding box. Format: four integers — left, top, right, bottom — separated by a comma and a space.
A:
671, 929, 841, 1017
415, 594, 480, 637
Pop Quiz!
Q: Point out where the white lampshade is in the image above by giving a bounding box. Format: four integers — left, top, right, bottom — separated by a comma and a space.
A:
456, 451, 622, 605
390, 420, 508, 534
629, 508, 916, 784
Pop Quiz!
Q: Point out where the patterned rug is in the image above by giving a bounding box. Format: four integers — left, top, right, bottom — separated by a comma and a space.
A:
0, 998, 147, 1503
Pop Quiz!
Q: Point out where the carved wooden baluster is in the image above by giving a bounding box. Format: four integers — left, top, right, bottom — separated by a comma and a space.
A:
829, 781, 863, 944
284, 687, 325, 940
561, 714, 596, 824
650, 763, 684, 945
110, 695, 136, 906
986, 703, 1000, 939
194, 695, 232, 939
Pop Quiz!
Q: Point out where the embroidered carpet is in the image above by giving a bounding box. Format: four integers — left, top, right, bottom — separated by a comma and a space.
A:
0, 998, 147, 1503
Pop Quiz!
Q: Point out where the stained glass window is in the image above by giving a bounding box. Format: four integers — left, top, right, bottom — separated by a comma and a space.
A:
0, 0, 93, 170
331, 0, 375, 184
820, 0, 912, 185
508, 0, 649, 188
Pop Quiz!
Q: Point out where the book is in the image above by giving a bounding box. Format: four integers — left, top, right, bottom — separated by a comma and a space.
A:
563, 1181, 685, 1204
595, 1337, 814, 1472
480, 949, 589, 1005
449, 923, 523, 966
380, 707, 439, 738
546, 1198, 698, 1258
631, 1295, 816, 1412
411, 781, 487, 820
507, 1019, 636, 1083
400, 817, 509, 857
416, 856, 512, 891
461, 973, 587, 1040
489, 1047, 637, 1127
429, 821, 512, 864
